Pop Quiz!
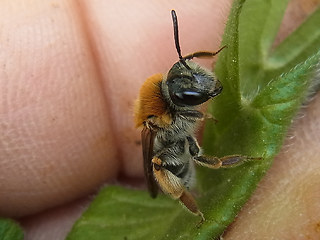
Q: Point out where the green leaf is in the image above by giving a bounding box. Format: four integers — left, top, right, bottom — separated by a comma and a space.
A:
67, 1, 320, 239
266, 7, 320, 81
0, 218, 24, 240
67, 186, 182, 240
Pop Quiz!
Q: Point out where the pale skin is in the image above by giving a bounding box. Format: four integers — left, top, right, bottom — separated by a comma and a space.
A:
0, 0, 319, 239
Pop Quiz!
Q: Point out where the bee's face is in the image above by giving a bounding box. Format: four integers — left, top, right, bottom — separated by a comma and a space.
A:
165, 61, 222, 107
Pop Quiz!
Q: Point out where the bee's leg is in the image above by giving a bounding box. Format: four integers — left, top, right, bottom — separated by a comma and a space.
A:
152, 157, 204, 220
176, 110, 218, 123
152, 157, 185, 198
187, 136, 261, 168
194, 155, 262, 169
183, 46, 226, 60
180, 191, 205, 222
203, 113, 218, 123
186, 136, 200, 156
176, 110, 204, 120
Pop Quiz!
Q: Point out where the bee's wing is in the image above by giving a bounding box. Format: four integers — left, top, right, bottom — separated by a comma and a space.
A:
141, 126, 159, 198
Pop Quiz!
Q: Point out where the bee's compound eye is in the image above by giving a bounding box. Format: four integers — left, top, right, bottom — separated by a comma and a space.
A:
173, 91, 209, 106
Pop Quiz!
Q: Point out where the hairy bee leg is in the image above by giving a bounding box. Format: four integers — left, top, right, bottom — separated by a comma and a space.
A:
175, 108, 218, 123
187, 136, 200, 156
194, 155, 262, 169
152, 157, 184, 198
152, 157, 204, 221
203, 113, 218, 123
176, 110, 204, 120
180, 191, 205, 222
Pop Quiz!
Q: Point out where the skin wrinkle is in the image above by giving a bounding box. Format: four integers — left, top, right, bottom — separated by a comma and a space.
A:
75, 0, 123, 171
0, 0, 118, 217
80, 2, 165, 177
21, 197, 91, 240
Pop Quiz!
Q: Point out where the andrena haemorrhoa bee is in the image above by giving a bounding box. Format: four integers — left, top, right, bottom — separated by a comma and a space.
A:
134, 10, 258, 221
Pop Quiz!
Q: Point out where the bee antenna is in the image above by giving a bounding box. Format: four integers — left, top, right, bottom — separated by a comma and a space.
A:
171, 10, 191, 70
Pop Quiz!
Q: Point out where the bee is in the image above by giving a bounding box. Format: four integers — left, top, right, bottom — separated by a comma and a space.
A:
134, 10, 257, 221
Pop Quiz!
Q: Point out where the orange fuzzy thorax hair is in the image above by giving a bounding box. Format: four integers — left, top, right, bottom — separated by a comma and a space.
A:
134, 73, 168, 128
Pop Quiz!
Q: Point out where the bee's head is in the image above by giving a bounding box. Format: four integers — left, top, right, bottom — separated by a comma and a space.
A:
165, 61, 222, 107
163, 10, 223, 108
